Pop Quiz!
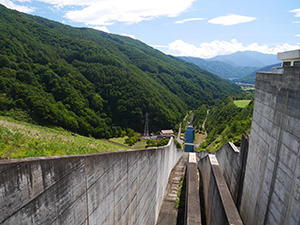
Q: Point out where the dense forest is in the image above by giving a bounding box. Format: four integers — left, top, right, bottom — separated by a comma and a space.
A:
0, 4, 241, 138
194, 92, 254, 152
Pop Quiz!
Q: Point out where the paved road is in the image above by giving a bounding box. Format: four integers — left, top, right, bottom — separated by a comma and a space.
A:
202, 110, 209, 136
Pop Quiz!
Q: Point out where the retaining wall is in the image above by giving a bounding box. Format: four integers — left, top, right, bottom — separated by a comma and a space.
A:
214, 133, 249, 207
214, 143, 241, 204
239, 67, 300, 225
198, 154, 243, 225
0, 138, 182, 225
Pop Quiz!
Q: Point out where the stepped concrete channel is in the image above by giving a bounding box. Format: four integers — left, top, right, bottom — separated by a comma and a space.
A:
156, 152, 188, 225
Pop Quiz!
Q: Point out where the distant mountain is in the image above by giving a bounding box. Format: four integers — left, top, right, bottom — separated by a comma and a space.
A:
0, 4, 240, 138
180, 56, 258, 79
234, 63, 281, 84
208, 51, 280, 68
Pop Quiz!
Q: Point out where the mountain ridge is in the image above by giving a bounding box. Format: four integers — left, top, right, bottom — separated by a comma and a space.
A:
180, 51, 280, 80
179, 56, 258, 79
233, 63, 281, 84
208, 50, 280, 67
0, 4, 240, 138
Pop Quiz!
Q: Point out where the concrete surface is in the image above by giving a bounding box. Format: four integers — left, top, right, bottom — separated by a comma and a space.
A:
0, 138, 182, 225
214, 133, 249, 208
185, 153, 201, 225
239, 67, 300, 225
198, 154, 243, 225
156, 153, 188, 225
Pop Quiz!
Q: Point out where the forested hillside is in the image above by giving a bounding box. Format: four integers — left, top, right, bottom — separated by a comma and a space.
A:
194, 92, 254, 152
234, 63, 281, 84
180, 56, 258, 79
0, 4, 240, 138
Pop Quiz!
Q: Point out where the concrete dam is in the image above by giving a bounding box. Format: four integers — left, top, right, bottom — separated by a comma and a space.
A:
1, 51, 300, 225
0, 141, 182, 224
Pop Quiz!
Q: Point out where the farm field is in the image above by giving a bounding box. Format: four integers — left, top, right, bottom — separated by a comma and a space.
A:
234, 100, 251, 108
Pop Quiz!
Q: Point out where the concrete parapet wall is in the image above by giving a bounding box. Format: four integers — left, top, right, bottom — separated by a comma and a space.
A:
240, 67, 300, 225
184, 153, 201, 225
0, 138, 182, 225
214, 134, 249, 208
214, 142, 241, 204
196, 151, 208, 160
198, 154, 243, 225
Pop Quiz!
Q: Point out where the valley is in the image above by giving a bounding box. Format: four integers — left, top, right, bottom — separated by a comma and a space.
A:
0, 2, 298, 225
1, 4, 254, 158
0, 4, 240, 146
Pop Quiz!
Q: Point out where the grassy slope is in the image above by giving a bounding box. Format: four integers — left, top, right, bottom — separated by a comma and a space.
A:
0, 116, 128, 159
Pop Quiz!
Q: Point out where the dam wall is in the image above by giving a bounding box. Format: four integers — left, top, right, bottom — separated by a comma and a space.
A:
0, 138, 182, 225
214, 133, 249, 207
198, 154, 243, 225
239, 67, 300, 225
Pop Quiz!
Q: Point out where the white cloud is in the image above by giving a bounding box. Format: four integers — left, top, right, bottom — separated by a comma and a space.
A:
208, 14, 256, 26
150, 44, 169, 49
89, 26, 110, 33
290, 8, 300, 17
121, 33, 136, 39
296, 34, 300, 37
33, 0, 195, 25
164, 39, 299, 58
175, 17, 205, 24
0, 0, 35, 13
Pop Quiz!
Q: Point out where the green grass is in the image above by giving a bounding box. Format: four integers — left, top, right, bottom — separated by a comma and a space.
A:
109, 136, 128, 145
234, 100, 251, 108
109, 136, 148, 149
0, 116, 128, 159
133, 142, 147, 149
175, 178, 184, 209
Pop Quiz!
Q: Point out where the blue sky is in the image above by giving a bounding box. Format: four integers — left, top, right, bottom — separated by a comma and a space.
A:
1, 0, 300, 58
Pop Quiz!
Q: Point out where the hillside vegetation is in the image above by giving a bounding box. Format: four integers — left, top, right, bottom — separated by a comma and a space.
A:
180, 56, 258, 79
234, 63, 281, 84
0, 116, 126, 159
0, 4, 240, 139
194, 92, 254, 152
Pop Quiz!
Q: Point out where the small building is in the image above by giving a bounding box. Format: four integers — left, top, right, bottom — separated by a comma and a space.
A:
160, 129, 175, 138
278, 49, 300, 67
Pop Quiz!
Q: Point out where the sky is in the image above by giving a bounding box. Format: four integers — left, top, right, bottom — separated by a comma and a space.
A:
1, 0, 300, 58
